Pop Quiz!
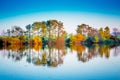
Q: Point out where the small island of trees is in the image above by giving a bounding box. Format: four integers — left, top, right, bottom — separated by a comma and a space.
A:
0, 19, 120, 66
0, 19, 120, 49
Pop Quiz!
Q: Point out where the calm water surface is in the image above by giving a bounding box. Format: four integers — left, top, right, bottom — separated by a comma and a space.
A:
0, 44, 120, 80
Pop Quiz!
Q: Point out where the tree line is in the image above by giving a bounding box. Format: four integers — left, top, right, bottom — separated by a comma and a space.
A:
0, 19, 120, 47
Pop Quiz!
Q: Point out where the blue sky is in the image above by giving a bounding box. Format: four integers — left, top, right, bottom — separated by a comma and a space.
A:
0, 0, 120, 19
0, 0, 120, 34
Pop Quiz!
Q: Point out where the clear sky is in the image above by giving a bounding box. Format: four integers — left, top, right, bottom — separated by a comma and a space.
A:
0, 0, 120, 19
0, 0, 120, 34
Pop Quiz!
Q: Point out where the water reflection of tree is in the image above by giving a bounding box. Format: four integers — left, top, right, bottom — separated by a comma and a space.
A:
0, 43, 120, 67
99, 44, 110, 58
70, 44, 86, 62
2, 44, 26, 61
75, 44, 111, 62
30, 45, 66, 67
26, 38, 67, 67
113, 46, 120, 56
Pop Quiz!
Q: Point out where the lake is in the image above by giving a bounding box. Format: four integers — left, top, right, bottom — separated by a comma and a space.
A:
0, 44, 120, 80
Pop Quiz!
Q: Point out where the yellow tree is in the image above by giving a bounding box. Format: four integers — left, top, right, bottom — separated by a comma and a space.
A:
104, 26, 110, 40
76, 24, 87, 44
75, 34, 86, 44
32, 22, 42, 36
76, 25, 83, 34
41, 22, 47, 37
99, 28, 104, 39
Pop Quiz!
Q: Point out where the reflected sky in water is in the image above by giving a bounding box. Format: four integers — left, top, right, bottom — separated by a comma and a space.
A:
0, 44, 120, 80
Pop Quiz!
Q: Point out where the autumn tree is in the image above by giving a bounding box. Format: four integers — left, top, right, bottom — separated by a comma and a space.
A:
77, 24, 88, 35
32, 22, 42, 36
104, 26, 110, 40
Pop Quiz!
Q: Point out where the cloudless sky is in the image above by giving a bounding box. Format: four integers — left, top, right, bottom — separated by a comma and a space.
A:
0, 0, 120, 34
0, 0, 120, 19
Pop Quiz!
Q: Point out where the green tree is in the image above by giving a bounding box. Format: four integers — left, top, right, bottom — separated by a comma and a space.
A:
76, 24, 88, 36
7, 29, 10, 36
25, 24, 32, 39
